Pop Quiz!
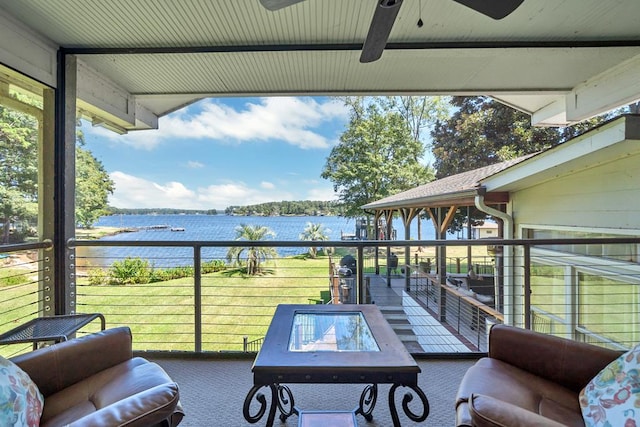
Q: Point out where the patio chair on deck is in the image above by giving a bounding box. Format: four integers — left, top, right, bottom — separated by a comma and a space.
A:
308, 290, 331, 304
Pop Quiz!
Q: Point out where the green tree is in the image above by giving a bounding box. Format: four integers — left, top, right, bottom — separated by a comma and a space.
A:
0, 104, 38, 244
380, 96, 450, 156
299, 222, 330, 258
226, 224, 278, 275
431, 96, 614, 178
382, 96, 449, 240
322, 99, 433, 218
75, 145, 114, 228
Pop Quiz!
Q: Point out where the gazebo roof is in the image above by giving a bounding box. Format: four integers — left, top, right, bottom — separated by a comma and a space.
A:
362, 155, 534, 211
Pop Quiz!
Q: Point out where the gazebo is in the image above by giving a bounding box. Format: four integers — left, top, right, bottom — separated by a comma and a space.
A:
361, 156, 532, 290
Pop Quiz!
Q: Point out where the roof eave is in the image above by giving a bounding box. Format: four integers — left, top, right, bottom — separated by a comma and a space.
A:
361, 190, 509, 211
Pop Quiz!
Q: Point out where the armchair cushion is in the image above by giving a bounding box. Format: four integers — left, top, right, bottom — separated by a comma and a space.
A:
0, 355, 44, 426
579, 342, 640, 427
42, 357, 180, 426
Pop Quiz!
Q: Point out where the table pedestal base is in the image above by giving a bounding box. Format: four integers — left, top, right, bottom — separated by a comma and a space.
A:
242, 384, 295, 426
243, 383, 429, 427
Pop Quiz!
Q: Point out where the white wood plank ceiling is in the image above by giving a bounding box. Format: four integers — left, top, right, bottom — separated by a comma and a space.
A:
1, 0, 640, 130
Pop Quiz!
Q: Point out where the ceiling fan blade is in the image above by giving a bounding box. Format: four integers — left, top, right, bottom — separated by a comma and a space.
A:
259, 0, 305, 11
452, 0, 524, 20
360, 0, 404, 63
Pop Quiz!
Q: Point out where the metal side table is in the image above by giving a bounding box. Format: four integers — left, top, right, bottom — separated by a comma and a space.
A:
0, 313, 105, 350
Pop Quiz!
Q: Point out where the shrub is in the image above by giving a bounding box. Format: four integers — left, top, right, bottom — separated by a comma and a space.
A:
108, 257, 153, 285
87, 268, 109, 285
150, 266, 193, 282
202, 259, 226, 274
87, 258, 229, 286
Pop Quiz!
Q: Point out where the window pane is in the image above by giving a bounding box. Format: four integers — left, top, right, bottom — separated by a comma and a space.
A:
578, 272, 639, 347
531, 263, 567, 320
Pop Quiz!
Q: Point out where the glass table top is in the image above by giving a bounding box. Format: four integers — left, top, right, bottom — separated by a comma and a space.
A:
289, 311, 380, 352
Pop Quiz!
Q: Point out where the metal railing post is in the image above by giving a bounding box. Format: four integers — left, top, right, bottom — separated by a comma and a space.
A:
476, 306, 481, 348
524, 244, 531, 330
194, 245, 202, 352
357, 245, 364, 303
457, 296, 461, 332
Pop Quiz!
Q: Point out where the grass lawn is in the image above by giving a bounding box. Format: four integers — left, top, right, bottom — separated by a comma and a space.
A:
74, 255, 330, 352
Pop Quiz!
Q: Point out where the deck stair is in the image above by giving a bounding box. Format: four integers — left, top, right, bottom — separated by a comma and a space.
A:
379, 306, 423, 353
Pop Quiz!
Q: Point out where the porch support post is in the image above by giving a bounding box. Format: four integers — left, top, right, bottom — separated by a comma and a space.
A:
436, 208, 447, 322
400, 208, 422, 292
373, 210, 383, 275
53, 50, 77, 315
40, 88, 56, 316
384, 209, 394, 287
466, 206, 472, 269
431, 205, 457, 322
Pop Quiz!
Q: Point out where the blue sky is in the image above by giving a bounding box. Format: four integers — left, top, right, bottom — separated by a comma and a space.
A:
82, 97, 351, 210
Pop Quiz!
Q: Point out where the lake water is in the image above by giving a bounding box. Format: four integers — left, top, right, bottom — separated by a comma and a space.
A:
79, 214, 438, 267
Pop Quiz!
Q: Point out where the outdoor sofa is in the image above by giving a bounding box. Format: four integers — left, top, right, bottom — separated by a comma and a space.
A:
456, 324, 625, 426
9, 326, 184, 426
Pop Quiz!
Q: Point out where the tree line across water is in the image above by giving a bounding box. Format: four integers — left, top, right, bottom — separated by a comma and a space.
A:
224, 200, 345, 217
104, 200, 344, 217
106, 207, 219, 216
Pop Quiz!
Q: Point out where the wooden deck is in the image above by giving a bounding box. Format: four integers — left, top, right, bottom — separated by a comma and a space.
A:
366, 273, 476, 353
410, 271, 501, 353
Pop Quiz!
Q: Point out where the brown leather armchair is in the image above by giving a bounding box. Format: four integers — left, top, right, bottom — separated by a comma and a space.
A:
11, 326, 184, 427
456, 324, 622, 427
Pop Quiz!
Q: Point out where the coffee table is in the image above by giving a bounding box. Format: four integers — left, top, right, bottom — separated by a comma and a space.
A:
242, 304, 429, 426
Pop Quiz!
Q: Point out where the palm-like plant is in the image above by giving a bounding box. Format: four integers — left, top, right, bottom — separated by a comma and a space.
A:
299, 222, 330, 258
226, 224, 277, 275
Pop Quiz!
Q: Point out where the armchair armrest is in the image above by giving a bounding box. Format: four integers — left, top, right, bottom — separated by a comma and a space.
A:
469, 394, 567, 427
11, 326, 133, 397
488, 324, 622, 392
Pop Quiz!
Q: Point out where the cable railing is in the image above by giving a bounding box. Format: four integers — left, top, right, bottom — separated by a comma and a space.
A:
0, 240, 53, 357
1, 237, 639, 356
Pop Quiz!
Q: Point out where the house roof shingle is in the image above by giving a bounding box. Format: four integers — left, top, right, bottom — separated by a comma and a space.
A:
362, 155, 535, 210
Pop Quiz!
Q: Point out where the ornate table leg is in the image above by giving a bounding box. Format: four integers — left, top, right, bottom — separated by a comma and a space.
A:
275, 384, 296, 423
355, 384, 378, 421
243, 384, 296, 426
388, 384, 430, 427
243, 384, 277, 425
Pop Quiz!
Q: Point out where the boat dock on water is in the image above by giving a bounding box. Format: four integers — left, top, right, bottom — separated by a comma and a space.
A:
122, 224, 177, 232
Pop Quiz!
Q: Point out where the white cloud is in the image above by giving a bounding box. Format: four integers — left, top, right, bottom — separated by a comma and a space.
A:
108, 172, 196, 209
196, 182, 293, 208
89, 97, 348, 150
186, 161, 204, 169
260, 181, 275, 190
306, 186, 339, 201
109, 172, 295, 210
